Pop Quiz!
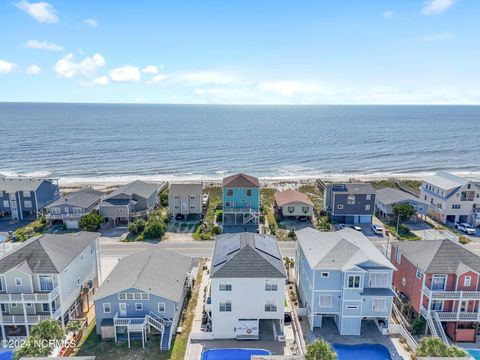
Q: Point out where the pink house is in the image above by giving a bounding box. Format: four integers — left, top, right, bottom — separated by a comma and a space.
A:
391, 239, 480, 342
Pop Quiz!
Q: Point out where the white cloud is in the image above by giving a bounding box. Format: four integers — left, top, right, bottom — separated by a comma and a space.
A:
109, 66, 141, 82
418, 32, 453, 42
259, 80, 319, 97
15, 0, 58, 23
54, 53, 106, 78
383, 10, 395, 18
84, 18, 98, 27
422, 0, 457, 15
93, 76, 109, 86
26, 65, 41, 75
25, 39, 64, 51
142, 65, 158, 74
176, 71, 236, 84
147, 73, 168, 83
0, 60, 17, 74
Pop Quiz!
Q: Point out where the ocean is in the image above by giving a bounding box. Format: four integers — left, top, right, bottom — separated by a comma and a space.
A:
0, 103, 479, 184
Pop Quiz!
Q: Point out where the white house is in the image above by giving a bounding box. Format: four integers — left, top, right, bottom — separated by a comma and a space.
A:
205, 233, 286, 340
419, 172, 480, 226
168, 183, 203, 217
274, 189, 314, 218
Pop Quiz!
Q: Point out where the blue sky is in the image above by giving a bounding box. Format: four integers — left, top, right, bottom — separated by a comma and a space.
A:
0, 0, 479, 104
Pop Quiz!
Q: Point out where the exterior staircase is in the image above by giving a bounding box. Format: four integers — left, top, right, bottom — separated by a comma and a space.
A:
148, 311, 174, 350
424, 309, 450, 345
244, 209, 260, 224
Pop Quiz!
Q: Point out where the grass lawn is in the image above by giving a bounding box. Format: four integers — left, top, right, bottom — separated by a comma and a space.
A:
193, 186, 221, 240
385, 223, 421, 241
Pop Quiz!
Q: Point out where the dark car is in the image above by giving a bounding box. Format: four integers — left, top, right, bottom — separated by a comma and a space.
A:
284, 312, 292, 324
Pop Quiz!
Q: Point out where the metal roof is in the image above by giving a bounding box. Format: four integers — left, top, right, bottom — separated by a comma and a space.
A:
376, 187, 425, 206
210, 233, 286, 278
423, 171, 472, 191
94, 247, 192, 303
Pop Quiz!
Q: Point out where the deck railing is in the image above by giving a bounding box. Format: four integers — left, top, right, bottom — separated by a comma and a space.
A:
0, 287, 59, 303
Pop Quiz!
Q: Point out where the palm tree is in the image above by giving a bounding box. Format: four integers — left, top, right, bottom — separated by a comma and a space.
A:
284, 257, 294, 279
30, 319, 64, 342
305, 339, 337, 360
415, 337, 467, 358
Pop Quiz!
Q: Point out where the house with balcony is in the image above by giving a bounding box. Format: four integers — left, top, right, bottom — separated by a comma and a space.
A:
0, 232, 99, 339
205, 233, 287, 340
295, 227, 396, 335
93, 248, 194, 350
168, 183, 203, 218
274, 189, 314, 219
45, 188, 104, 229
222, 173, 260, 226
419, 171, 480, 226
392, 239, 480, 343
323, 183, 376, 224
0, 177, 60, 221
98, 180, 166, 226
375, 187, 429, 221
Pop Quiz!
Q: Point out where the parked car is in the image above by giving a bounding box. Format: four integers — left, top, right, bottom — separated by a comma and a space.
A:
455, 222, 476, 235
336, 224, 346, 230
348, 225, 362, 231
371, 224, 383, 235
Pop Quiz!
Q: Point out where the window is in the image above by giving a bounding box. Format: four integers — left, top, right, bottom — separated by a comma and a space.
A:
337, 204, 344, 210
246, 189, 252, 196
2, 200, 8, 207
127, 293, 134, 300
141, 293, 149, 300
396, 249, 401, 264
0, 191, 3, 197
24, 200, 32, 208
346, 305, 359, 310
73, 207, 83, 214
15, 278, 22, 287
190, 205, 196, 209
119, 293, 126, 300
103, 303, 111, 313
219, 301, 232, 312
372, 298, 387, 312
402, 277, 406, 286
43, 303, 49, 312
219, 281, 232, 291
226, 189, 233, 197
1, 304, 6, 312
287, 206, 295, 214
321, 272, 329, 278
431, 275, 447, 291
369, 273, 389, 287
64, 206, 69, 213
265, 301, 277, 312
452, 204, 461, 209
365, 204, 371, 211
38, 275, 54, 291
366, 194, 371, 201
430, 300, 443, 311
347, 195, 355, 205
0, 278, 3, 291
134, 293, 141, 300
135, 303, 143, 311
319, 295, 332, 308
11, 304, 17, 308
190, 195, 195, 200
347, 275, 361, 288
23, 191, 30, 197
225, 201, 231, 207
265, 280, 278, 291
302, 206, 309, 214
158, 303, 166, 312
174, 195, 180, 200
464, 276, 472, 287
416, 269, 422, 279
26, 303, 32, 307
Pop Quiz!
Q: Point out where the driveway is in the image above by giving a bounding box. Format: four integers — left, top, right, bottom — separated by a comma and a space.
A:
0, 219, 33, 236
278, 218, 314, 231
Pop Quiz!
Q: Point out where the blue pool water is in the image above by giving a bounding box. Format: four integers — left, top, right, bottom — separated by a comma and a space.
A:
202, 348, 271, 360
333, 343, 392, 360
467, 349, 480, 360
0, 351, 13, 360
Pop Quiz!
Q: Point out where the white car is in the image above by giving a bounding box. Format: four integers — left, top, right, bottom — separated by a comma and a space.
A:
455, 222, 476, 235
348, 225, 362, 231
336, 224, 346, 230
371, 224, 383, 235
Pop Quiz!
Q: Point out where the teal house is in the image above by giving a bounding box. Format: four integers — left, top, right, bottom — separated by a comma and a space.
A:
222, 173, 260, 225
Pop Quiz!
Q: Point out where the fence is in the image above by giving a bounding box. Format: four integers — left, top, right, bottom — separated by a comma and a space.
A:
388, 323, 418, 352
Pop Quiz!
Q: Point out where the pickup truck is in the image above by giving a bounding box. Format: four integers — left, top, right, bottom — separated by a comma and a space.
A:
455, 222, 477, 235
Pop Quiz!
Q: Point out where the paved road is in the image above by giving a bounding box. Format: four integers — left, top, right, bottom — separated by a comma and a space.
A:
99, 239, 297, 259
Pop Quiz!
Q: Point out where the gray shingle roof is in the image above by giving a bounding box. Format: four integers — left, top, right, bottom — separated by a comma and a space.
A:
46, 188, 103, 209
0, 232, 99, 274
395, 239, 480, 273
274, 189, 314, 207
0, 177, 55, 193
94, 247, 192, 302
169, 183, 203, 194
376, 187, 425, 206
296, 227, 395, 271
106, 180, 159, 199
223, 173, 260, 188
210, 233, 286, 278
328, 183, 376, 194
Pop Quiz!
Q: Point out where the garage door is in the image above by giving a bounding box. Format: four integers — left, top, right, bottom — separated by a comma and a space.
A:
359, 215, 372, 224
65, 220, 79, 229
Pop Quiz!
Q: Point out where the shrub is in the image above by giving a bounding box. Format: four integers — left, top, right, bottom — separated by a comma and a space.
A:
411, 317, 426, 335
159, 192, 169, 207
212, 225, 221, 235
143, 221, 166, 239
416, 337, 467, 358
306, 339, 337, 360
79, 213, 103, 231
459, 235, 471, 245
128, 219, 146, 235
288, 228, 296, 240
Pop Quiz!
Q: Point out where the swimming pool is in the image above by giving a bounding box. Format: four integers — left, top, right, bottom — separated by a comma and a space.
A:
0, 350, 14, 360
333, 343, 392, 360
201, 348, 271, 360
467, 349, 480, 360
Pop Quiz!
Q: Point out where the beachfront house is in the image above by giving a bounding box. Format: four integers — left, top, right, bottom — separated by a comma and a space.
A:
98, 180, 165, 226
0, 177, 60, 220
324, 183, 376, 224
0, 232, 99, 339
94, 248, 194, 350
419, 171, 480, 226
392, 239, 480, 343
274, 189, 314, 219
168, 183, 203, 218
295, 227, 396, 335
222, 173, 260, 226
45, 188, 104, 229
205, 233, 287, 340
375, 187, 428, 221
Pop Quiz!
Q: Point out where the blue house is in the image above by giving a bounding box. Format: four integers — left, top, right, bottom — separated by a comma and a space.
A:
295, 227, 396, 336
94, 248, 195, 350
222, 173, 260, 225
0, 177, 60, 220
